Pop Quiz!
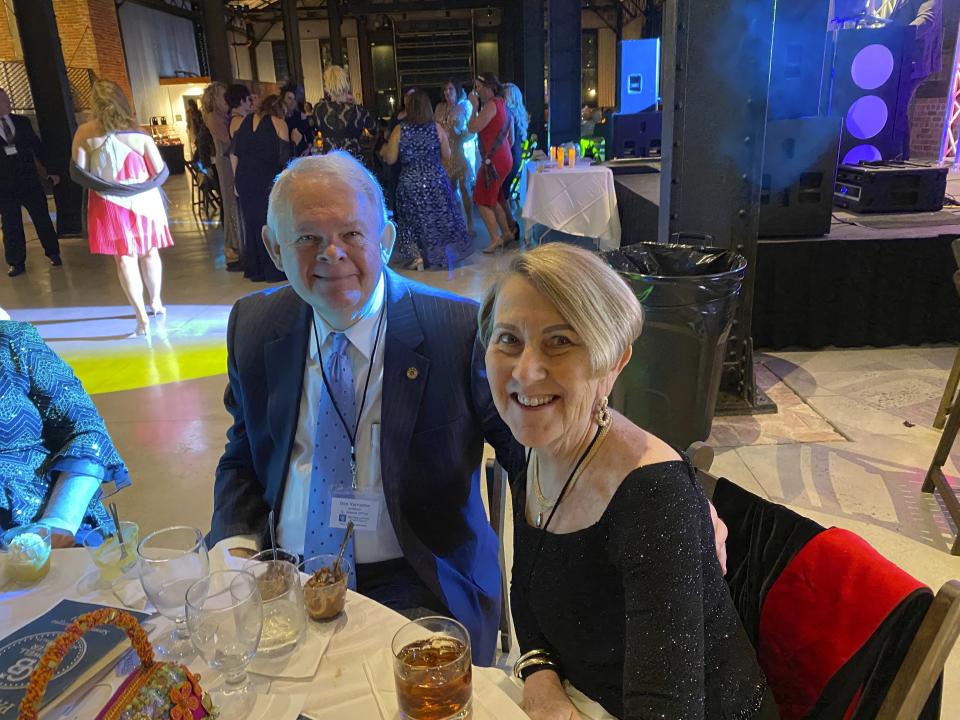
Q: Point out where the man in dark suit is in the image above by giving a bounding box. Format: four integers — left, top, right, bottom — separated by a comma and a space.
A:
0, 88, 61, 277
884, 0, 943, 159
209, 151, 523, 665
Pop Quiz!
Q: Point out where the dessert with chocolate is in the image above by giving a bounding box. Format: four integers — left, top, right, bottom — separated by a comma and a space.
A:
304, 564, 347, 621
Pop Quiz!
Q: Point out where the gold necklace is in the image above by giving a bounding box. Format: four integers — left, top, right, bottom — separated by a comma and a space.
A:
531, 422, 611, 528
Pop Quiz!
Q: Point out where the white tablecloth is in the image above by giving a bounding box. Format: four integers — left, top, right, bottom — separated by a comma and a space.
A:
0, 548, 530, 720
520, 159, 622, 250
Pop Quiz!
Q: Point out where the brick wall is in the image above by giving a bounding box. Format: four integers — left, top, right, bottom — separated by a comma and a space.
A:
0, 1, 130, 97
54, 0, 98, 69
909, 95, 947, 160
0, 3, 17, 61
86, 0, 131, 98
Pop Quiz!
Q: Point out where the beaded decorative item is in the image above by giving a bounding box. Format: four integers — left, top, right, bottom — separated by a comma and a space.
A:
18, 607, 217, 720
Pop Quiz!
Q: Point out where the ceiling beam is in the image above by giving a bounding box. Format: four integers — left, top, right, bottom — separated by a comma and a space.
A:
122, 0, 200, 21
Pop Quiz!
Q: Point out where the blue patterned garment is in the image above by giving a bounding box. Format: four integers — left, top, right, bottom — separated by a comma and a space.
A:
0, 321, 130, 533
394, 122, 474, 268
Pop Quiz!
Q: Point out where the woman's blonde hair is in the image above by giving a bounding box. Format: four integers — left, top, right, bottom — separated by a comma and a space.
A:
201, 81, 226, 115
91, 80, 137, 134
323, 65, 352, 102
503, 83, 528, 143
478, 244, 644, 374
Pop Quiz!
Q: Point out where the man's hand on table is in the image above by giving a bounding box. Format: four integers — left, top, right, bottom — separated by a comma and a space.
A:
521, 670, 582, 720
229, 547, 258, 559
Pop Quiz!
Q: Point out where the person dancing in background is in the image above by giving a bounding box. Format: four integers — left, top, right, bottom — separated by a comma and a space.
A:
71, 80, 173, 338
231, 94, 290, 283
381, 90, 473, 270
435, 78, 475, 234
501, 82, 529, 239
281, 82, 313, 157
468, 73, 515, 254
314, 65, 377, 167
226, 83, 254, 140
202, 82, 244, 271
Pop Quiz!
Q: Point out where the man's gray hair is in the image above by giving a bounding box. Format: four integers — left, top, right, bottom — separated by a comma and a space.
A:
266, 152, 389, 237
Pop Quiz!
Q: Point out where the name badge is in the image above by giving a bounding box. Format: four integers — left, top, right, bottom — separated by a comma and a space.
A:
329, 490, 382, 532
4, 146, 17, 156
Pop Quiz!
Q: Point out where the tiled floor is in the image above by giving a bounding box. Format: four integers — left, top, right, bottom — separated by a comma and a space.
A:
1, 173, 958, 709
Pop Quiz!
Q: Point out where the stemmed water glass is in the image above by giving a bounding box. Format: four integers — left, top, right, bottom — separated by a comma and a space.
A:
186, 570, 265, 710
137, 525, 209, 660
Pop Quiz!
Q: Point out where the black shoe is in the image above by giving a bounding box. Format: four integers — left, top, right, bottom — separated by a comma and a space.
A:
49, 255, 62, 267
8, 264, 25, 277
226, 260, 243, 272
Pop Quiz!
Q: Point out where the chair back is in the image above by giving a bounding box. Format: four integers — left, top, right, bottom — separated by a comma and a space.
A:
710, 475, 941, 720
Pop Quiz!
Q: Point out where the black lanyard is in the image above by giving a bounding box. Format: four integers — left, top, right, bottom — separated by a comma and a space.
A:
524, 424, 603, 586
312, 305, 385, 490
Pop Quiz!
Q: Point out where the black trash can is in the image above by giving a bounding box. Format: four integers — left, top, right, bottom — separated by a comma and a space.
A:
603, 242, 747, 450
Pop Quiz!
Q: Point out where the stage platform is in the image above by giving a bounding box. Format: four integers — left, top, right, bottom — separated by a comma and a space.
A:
613, 169, 960, 350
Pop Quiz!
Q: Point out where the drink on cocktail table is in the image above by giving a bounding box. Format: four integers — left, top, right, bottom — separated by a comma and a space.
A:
392, 617, 472, 720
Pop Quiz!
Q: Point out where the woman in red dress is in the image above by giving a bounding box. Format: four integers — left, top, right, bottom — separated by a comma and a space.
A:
72, 81, 173, 337
468, 73, 514, 253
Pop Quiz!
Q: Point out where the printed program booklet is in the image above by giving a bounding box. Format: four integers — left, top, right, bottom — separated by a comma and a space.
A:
0, 599, 150, 718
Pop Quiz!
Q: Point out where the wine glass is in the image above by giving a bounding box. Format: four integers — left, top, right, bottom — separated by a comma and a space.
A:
186, 570, 265, 710
137, 525, 209, 660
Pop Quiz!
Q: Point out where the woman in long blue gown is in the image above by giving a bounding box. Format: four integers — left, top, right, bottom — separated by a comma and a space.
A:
381, 91, 473, 270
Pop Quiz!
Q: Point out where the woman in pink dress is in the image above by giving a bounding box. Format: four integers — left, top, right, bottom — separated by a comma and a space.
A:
71, 80, 173, 337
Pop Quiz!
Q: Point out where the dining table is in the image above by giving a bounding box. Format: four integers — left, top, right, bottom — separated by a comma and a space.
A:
519, 158, 622, 251
0, 547, 537, 720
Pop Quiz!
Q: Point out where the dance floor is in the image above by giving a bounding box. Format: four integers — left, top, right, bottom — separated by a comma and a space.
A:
1, 174, 958, 697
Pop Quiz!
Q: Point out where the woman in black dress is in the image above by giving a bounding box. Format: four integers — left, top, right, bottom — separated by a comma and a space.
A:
479, 244, 779, 720
231, 94, 290, 283
314, 65, 376, 167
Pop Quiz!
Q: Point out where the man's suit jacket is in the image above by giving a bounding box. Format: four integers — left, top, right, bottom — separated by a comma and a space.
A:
0, 115, 46, 198
210, 270, 523, 665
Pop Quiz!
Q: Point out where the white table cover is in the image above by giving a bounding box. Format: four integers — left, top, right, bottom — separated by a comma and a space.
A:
0, 548, 531, 720
520, 159, 622, 250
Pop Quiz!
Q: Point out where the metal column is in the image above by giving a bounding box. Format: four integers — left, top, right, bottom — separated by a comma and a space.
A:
522, 0, 546, 145
659, 0, 777, 412
328, 0, 345, 68
281, 0, 304, 85
11, 0, 81, 235
547, 0, 580, 146
202, 0, 233, 83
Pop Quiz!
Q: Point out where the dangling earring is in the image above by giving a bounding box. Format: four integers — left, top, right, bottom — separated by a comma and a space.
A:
596, 396, 612, 428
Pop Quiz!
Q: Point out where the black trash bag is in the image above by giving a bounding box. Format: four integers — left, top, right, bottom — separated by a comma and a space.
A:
601, 242, 747, 449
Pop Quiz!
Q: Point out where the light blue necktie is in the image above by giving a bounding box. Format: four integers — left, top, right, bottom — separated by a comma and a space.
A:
304, 332, 357, 588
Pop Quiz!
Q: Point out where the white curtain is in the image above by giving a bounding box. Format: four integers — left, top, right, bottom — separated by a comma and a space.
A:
117, 2, 200, 123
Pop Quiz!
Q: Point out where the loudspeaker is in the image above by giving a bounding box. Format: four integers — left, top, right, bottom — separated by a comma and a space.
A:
759, 116, 842, 238
612, 111, 662, 159
825, 26, 911, 164
767, 0, 831, 120
616, 39, 660, 114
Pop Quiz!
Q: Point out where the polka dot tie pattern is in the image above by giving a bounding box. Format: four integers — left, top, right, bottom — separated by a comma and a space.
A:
304, 332, 356, 588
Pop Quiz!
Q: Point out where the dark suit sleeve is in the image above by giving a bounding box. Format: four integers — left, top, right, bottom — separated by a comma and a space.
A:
18, 117, 47, 167
469, 336, 523, 479
210, 300, 268, 545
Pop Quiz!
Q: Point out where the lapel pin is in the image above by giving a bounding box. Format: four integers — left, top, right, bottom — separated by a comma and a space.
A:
406, 367, 419, 380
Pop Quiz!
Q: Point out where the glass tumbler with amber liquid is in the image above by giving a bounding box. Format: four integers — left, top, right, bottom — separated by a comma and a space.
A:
392, 616, 472, 720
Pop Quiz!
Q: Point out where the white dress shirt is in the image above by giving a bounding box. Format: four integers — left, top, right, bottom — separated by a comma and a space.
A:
276, 275, 403, 563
